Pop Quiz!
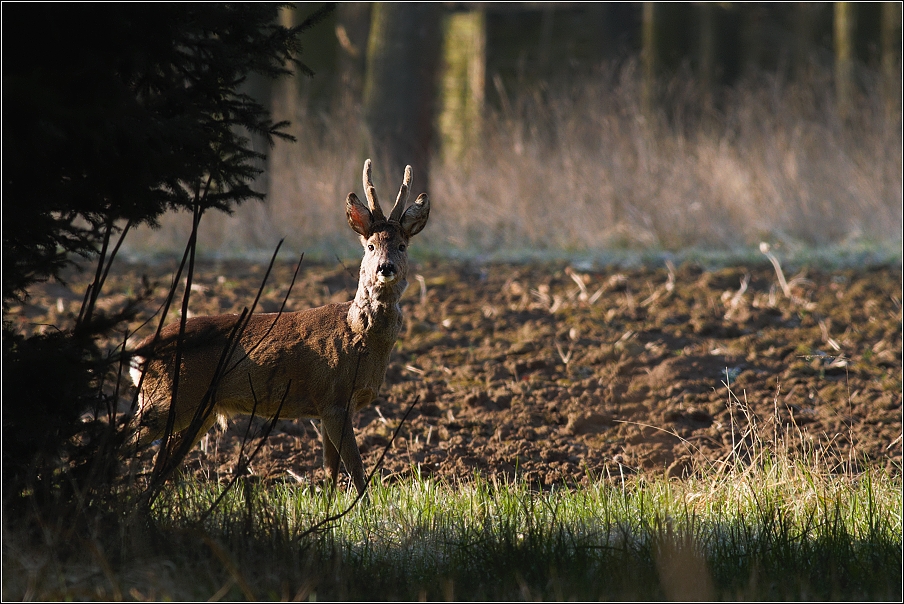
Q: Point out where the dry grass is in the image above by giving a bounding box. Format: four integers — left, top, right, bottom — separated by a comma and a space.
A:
122, 62, 902, 261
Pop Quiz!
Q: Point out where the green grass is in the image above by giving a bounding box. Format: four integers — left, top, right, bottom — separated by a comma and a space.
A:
4, 377, 901, 601
174, 466, 902, 600
7, 457, 897, 601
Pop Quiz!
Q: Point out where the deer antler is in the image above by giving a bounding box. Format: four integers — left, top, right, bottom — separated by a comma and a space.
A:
362, 159, 385, 221
388, 165, 412, 223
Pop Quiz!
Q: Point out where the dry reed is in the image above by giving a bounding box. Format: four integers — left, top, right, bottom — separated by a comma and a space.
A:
123, 62, 902, 261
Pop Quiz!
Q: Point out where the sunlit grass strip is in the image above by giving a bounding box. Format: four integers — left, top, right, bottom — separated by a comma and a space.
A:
152, 462, 902, 600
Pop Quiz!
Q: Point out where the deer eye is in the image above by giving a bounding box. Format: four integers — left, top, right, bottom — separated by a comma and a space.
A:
367, 244, 375, 251
398, 243, 406, 252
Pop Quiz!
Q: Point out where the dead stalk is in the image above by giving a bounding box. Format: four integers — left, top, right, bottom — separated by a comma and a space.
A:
759, 242, 792, 299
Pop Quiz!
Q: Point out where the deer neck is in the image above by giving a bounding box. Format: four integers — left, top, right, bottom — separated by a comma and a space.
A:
347, 270, 406, 346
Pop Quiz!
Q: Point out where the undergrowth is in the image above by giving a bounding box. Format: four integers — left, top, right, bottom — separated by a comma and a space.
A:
4, 439, 901, 600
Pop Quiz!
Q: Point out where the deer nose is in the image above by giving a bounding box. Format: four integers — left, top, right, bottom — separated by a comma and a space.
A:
377, 262, 398, 282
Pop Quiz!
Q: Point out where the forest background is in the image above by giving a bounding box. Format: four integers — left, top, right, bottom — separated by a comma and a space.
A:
123, 2, 903, 262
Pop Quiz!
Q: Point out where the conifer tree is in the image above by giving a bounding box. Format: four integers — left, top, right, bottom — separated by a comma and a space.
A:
1, 3, 332, 502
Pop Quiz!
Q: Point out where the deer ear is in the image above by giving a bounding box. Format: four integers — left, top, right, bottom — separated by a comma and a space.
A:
346, 192, 373, 237
400, 193, 429, 238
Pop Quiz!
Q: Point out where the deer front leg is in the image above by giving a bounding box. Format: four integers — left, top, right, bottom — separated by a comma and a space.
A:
320, 407, 367, 496
322, 423, 341, 486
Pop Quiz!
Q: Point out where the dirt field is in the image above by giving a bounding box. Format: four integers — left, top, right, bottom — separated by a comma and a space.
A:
15, 257, 902, 487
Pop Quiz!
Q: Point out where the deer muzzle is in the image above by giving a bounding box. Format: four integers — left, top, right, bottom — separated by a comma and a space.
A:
376, 262, 399, 283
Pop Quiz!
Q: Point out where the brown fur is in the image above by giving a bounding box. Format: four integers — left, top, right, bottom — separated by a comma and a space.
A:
131, 160, 430, 495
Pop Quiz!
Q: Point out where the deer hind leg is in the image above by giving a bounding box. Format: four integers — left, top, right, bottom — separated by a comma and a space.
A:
320, 408, 367, 496
172, 410, 221, 451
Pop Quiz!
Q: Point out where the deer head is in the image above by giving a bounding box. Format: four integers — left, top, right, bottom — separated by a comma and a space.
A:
345, 159, 430, 290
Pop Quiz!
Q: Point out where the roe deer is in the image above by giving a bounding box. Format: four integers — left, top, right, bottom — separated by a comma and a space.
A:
130, 159, 430, 495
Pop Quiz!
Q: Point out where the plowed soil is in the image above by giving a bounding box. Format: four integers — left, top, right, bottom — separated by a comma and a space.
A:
15, 258, 903, 487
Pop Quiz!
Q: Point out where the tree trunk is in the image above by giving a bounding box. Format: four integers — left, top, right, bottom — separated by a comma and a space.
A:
363, 3, 443, 191
792, 2, 817, 80
272, 5, 300, 128
698, 3, 716, 112
240, 72, 273, 199
641, 2, 657, 119
881, 2, 902, 116
740, 4, 766, 75
834, 2, 856, 121
335, 2, 372, 111
229, 70, 276, 249
437, 8, 486, 162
